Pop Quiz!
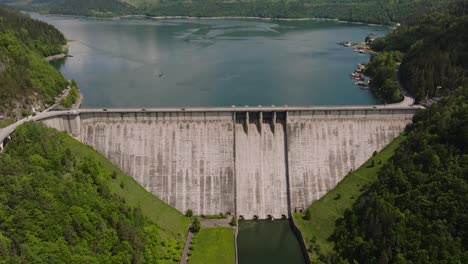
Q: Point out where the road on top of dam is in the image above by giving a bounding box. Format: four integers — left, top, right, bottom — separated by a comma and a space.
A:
0, 99, 423, 150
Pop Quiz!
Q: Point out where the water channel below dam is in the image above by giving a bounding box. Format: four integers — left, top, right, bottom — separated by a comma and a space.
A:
238, 220, 306, 264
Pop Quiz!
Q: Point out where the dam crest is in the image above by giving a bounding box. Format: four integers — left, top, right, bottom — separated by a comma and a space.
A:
37, 106, 417, 219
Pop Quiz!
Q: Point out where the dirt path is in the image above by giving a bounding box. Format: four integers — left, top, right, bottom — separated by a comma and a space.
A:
179, 230, 193, 264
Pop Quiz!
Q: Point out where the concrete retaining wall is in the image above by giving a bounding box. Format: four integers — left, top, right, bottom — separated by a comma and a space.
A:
40, 108, 416, 219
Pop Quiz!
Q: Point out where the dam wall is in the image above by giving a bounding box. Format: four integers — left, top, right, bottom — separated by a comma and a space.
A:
42, 111, 236, 216
235, 112, 289, 219
287, 109, 413, 211
39, 107, 416, 219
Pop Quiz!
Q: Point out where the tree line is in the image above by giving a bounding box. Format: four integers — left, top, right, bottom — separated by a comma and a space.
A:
328, 86, 468, 263
0, 122, 183, 263
0, 6, 68, 118
366, 2, 467, 103
9, 0, 461, 25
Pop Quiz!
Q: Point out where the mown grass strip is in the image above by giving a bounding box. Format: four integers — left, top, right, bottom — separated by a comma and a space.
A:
188, 227, 236, 264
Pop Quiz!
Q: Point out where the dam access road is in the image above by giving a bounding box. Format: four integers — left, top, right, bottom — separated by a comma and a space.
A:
1, 104, 423, 220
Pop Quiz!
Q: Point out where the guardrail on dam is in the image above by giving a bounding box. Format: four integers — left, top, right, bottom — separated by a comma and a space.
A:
37, 106, 419, 219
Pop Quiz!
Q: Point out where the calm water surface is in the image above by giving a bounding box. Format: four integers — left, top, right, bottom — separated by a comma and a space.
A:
238, 220, 306, 264
32, 14, 388, 107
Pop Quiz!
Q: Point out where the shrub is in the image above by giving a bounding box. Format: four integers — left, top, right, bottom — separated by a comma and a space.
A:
191, 216, 201, 233
185, 209, 193, 218
230, 216, 237, 226
303, 209, 312, 220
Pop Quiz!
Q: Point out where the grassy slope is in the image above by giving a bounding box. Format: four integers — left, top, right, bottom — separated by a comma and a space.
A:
293, 136, 404, 260
188, 227, 236, 264
62, 133, 189, 241
0, 118, 14, 128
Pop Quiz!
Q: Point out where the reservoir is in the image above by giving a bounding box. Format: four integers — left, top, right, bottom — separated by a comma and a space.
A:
238, 220, 306, 264
31, 14, 389, 107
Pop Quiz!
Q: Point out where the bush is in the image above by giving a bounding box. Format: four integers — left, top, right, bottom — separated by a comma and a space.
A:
191, 216, 201, 233
230, 216, 237, 226
185, 209, 193, 218
303, 209, 312, 220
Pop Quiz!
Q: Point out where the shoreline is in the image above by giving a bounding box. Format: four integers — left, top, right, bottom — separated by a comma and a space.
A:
144, 15, 388, 27
45, 43, 71, 62
36, 12, 393, 28
72, 91, 83, 109
45, 53, 67, 62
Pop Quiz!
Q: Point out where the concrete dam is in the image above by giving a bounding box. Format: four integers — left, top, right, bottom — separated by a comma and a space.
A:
39, 107, 417, 219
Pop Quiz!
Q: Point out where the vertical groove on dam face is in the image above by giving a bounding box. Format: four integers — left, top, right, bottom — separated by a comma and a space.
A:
235, 121, 289, 219
78, 112, 235, 216
287, 112, 412, 211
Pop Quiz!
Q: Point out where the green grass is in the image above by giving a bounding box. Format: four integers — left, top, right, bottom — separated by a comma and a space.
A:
188, 227, 236, 264
62, 135, 190, 241
201, 214, 228, 219
59, 84, 79, 108
293, 136, 404, 261
0, 118, 14, 128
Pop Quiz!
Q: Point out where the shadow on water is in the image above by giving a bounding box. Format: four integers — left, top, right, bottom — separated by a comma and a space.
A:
238, 220, 306, 264
49, 57, 67, 70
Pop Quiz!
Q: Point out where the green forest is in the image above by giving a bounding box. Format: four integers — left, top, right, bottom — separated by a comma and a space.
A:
293, 4, 468, 263
7, 0, 460, 24
364, 2, 467, 103
0, 122, 187, 263
0, 6, 68, 118
330, 86, 468, 263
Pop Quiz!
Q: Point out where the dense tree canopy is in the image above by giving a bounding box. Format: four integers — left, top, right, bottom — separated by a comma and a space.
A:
0, 122, 183, 263
8, 0, 461, 24
0, 5, 65, 56
370, 9, 468, 102
0, 6, 68, 118
331, 86, 468, 263
364, 51, 403, 103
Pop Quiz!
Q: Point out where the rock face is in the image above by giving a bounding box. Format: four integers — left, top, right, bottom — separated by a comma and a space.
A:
41, 108, 415, 219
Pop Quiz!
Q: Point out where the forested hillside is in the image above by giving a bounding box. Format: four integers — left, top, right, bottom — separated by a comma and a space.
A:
331, 86, 468, 263
7, 0, 460, 24
0, 6, 67, 119
364, 3, 467, 103
0, 122, 187, 262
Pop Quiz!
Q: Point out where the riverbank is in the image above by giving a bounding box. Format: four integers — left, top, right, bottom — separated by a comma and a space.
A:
32, 12, 392, 28
143, 15, 391, 28
45, 43, 71, 62
45, 53, 66, 61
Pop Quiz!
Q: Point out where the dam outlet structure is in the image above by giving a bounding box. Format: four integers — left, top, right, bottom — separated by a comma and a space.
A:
38, 106, 418, 219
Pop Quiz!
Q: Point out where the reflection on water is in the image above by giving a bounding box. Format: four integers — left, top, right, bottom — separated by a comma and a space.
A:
238, 220, 306, 264
33, 13, 388, 107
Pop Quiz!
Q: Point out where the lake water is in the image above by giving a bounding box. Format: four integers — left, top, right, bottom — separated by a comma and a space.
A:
32, 14, 388, 107
238, 220, 306, 264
